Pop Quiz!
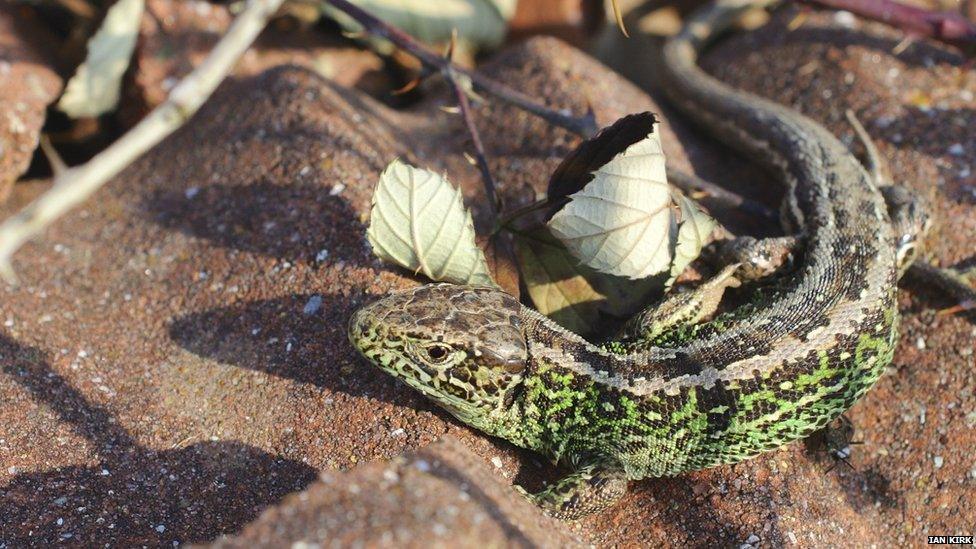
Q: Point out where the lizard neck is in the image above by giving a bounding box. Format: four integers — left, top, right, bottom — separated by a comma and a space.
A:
509, 307, 624, 460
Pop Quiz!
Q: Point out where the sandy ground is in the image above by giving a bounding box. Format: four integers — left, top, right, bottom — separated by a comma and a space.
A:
1, 7, 973, 546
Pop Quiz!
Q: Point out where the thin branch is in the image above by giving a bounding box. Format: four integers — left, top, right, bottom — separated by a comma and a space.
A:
450, 70, 500, 221
797, 0, 976, 51
666, 167, 778, 222
322, 0, 598, 136
0, 0, 286, 284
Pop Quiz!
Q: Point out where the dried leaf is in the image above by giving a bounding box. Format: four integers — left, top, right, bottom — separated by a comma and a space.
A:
666, 194, 717, 288
479, 234, 520, 298
367, 160, 495, 287
324, 0, 517, 52
547, 112, 657, 212
514, 228, 605, 334
547, 123, 671, 279
57, 0, 145, 118
514, 227, 659, 336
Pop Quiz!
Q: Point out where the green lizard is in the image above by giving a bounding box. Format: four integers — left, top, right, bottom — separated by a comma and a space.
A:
348, 0, 927, 519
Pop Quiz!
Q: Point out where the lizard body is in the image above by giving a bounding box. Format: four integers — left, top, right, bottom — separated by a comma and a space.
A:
349, 0, 921, 518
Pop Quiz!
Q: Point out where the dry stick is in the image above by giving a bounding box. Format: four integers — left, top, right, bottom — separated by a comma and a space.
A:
0, 0, 286, 284
666, 167, 778, 222
323, 0, 778, 221
798, 0, 976, 51
449, 70, 500, 220
322, 0, 598, 137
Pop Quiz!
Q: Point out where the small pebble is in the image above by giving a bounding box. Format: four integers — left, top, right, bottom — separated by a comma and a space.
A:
184, 187, 200, 199
303, 295, 323, 315
746, 534, 760, 544
491, 456, 503, 469
833, 10, 857, 27
948, 143, 965, 156
916, 337, 926, 350
934, 456, 944, 469
155, 525, 165, 533
329, 184, 345, 196
316, 249, 329, 262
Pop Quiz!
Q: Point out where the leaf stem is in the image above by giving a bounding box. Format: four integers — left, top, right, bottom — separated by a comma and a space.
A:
496, 198, 553, 232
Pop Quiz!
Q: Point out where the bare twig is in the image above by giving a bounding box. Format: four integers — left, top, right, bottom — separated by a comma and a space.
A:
797, 0, 976, 51
451, 71, 500, 220
666, 167, 778, 222
0, 0, 285, 284
38, 136, 67, 176
322, 0, 598, 136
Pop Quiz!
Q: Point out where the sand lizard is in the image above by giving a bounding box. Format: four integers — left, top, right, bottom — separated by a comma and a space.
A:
348, 0, 926, 519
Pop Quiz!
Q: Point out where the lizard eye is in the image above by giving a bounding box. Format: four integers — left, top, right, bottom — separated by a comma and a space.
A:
424, 344, 452, 364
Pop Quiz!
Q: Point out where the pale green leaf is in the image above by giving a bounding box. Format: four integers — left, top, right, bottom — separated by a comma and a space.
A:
57, 0, 145, 118
323, 0, 516, 52
547, 128, 672, 279
666, 193, 717, 288
367, 160, 495, 287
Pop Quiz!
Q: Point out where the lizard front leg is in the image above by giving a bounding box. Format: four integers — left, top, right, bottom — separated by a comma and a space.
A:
615, 263, 741, 346
517, 460, 629, 520
707, 234, 800, 281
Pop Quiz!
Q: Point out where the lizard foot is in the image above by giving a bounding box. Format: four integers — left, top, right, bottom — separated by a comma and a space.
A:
515, 461, 629, 520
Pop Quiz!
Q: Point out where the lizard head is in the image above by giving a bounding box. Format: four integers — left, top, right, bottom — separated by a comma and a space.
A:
349, 284, 527, 434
